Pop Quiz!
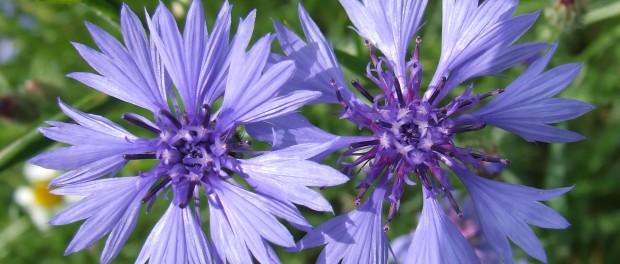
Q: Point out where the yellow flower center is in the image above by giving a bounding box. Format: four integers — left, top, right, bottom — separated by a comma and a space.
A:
33, 181, 62, 208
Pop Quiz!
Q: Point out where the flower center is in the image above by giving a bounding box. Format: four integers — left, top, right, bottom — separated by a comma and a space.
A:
33, 181, 63, 208
333, 39, 509, 231
122, 105, 248, 209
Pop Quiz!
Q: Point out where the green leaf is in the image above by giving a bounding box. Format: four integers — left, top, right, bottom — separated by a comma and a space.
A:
584, 1, 620, 25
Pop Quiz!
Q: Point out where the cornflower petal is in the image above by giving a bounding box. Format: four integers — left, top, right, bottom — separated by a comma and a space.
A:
340, 0, 427, 87
31, 101, 154, 185
209, 179, 295, 263
67, 5, 168, 112
246, 113, 369, 154
136, 205, 212, 264
461, 43, 594, 143
428, 0, 539, 103
453, 167, 572, 263
240, 154, 349, 212
406, 190, 481, 264
296, 186, 389, 264
49, 176, 153, 261
272, 4, 351, 103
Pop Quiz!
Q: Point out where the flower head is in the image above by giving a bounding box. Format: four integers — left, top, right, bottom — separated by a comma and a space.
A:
31, 1, 348, 263
262, 0, 593, 263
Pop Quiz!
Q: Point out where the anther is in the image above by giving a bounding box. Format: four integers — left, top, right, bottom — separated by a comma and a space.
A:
351, 80, 375, 102
449, 123, 487, 134
428, 77, 447, 105
201, 104, 211, 128
123, 153, 157, 160
413, 36, 421, 61
142, 177, 171, 204
122, 113, 161, 134
331, 79, 348, 108
179, 181, 197, 208
384, 202, 397, 232
470, 152, 510, 165
355, 184, 369, 206
479, 89, 505, 100
393, 79, 406, 107
365, 40, 379, 67
159, 110, 182, 129
457, 89, 505, 110
444, 190, 463, 218
350, 139, 380, 149
377, 120, 392, 128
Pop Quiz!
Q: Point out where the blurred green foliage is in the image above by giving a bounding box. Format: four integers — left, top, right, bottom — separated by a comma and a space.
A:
0, 0, 619, 263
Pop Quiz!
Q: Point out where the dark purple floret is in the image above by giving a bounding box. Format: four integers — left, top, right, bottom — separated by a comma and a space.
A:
334, 39, 509, 230
122, 105, 248, 210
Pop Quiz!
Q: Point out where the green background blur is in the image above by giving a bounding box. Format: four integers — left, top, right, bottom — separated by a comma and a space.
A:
0, 0, 618, 263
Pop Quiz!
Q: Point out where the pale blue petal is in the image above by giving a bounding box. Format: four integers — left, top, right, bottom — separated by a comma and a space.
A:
147, 3, 195, 113
49, 155, 127, 186
31, 144, 146, 170
100, 189, 142, 264
120, 3, 166, 105
199, 1, 232, 105
48, 177, 151, 257
57, 100, 134, 139
444, 42, 551, 95
428, 0, 535, 102
462, 44, 592, 143
297, 186, 389, 264
208, 194, 253, 263
455, 168, 571, 263
239, 158, 348, 212
211, 179, 294, 263
271, 4, 349, 103
136, 205, 212, 264
406, 190, 480, 264
245, 113, 371, 159
339, 0, 427, 88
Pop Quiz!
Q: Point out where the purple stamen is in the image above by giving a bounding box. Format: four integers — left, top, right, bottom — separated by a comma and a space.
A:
201, 104, 211, 128
365, 40, 379, 67
393, 79, 406, 107
350, 139, 380, 149
142, 177, 171, 204
159, 109, 182, 129
179, 181, 197, 208
384, 202, 397, 232
413, 36, 421, 61
122, 112, 161, 134
449, 123, 487, 134
123, 153, 157, 160
444, 190, 463, 218
352, 80, 375, 102
427, 76, 447, 105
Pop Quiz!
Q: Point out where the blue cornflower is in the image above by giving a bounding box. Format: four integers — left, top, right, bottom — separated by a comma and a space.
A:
31, 1, 348, 263
250, 0, 593, 263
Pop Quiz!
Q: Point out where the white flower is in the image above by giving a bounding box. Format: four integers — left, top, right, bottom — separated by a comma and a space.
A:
14, 164, 78, 231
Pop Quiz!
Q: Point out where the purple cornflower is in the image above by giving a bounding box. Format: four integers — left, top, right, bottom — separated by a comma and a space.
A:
31, 1, 348, 263
250, 0, 593, 263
